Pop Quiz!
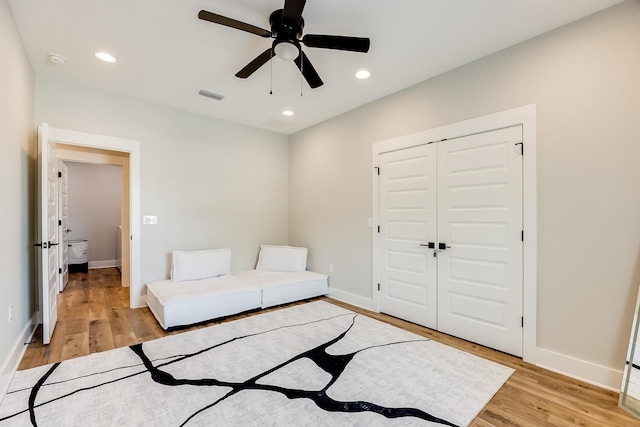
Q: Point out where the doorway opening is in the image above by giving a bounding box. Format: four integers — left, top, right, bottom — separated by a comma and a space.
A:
57, 160, 124, 336
56, 147, 128, 290
38, 124, 141, 345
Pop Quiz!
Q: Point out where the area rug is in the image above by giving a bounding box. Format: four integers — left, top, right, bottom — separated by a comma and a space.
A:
0, 301, 513, 426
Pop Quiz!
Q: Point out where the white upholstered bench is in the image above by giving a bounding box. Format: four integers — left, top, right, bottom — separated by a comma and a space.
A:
146, 246, 328, 329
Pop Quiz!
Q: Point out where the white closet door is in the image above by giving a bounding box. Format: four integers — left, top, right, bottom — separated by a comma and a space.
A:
436, 126, 523, 356
379, 144, 438, 329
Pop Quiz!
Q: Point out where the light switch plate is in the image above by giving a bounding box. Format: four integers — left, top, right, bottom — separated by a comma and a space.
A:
143, 215, 158, 225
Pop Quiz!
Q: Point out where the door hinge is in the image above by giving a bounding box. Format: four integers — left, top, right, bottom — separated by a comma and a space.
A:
377, 225, 380, 233
58, 219, 62, 226
521, 230, 524, 242
59, 268, 62, 274
377, 283, 380, 291
374, 166, 380, 176
516, 142, 523, 155
58, 171, 62, 178
521, 317, 524, 327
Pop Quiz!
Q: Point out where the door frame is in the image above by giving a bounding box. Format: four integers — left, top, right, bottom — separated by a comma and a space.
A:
40, 124, 143, 308
371, 104, 537, 363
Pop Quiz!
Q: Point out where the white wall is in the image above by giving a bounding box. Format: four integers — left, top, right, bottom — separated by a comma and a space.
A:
35, 76, 290, 292
66, 162, 122, 266
0, 0, 36, 396
289, 0, 640, 378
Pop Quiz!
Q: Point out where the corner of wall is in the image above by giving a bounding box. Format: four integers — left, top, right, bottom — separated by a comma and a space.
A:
536, 347, 623, 392
328, 287, 375, 312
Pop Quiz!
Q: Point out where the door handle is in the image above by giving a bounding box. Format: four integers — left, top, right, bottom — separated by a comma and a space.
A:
420, 242, 435, 249
34, 241, 58, 249
438, 242, 451, 250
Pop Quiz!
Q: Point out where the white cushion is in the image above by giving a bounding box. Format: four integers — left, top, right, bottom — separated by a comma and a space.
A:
256, 245, 307, 272
171, 248, 231, 282
234, 270, 328, 308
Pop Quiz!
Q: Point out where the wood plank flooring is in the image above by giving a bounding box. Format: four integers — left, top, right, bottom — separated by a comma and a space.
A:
18, 268, 640, 426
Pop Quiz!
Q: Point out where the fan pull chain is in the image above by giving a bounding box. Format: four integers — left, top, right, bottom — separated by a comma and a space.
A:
300, 51, 303, 97
270, 49, 274, 95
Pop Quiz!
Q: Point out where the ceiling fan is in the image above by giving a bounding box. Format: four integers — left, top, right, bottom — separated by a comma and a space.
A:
198, 0, 371, 89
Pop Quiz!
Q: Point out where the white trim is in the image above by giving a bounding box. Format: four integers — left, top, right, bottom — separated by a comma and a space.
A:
89, 260, 119, 269
328, 288, 376, 312
521, 106, 538, 365
536, 348, 622, 392
42, 124, 143, 308
371, 104, 538, 363
0, 315, 37, 405
371, 158, 381, 313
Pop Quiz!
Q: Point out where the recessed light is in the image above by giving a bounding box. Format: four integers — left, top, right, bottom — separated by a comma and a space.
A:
355, 69, 371, 80
282, 110, 294, 117
95, 52, 117, 63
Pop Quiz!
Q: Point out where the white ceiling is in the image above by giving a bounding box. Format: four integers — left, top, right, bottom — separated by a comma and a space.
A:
9, 0, 624, 135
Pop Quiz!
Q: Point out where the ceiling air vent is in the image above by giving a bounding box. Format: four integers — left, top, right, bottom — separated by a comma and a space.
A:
198, 89, 224, 101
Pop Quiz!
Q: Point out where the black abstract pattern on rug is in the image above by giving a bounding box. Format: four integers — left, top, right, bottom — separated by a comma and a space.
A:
130, 314, 457, 426
2, 313, 459, 426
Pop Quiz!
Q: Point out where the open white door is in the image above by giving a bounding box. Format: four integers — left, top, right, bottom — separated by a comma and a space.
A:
58, 160, 69, 291
38, 124, 59, 345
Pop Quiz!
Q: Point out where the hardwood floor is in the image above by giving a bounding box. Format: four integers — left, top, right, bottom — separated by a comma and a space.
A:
18, 268, 640, 426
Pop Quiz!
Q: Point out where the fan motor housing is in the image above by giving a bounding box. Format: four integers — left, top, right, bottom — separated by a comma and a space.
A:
269, 9, 304, 40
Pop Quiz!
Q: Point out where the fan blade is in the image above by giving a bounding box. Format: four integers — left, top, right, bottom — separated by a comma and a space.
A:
302, 35, 370, 53
236, 48, 274, 78
294, 51, 323, 89
282, 0, 306, 27
198, 10, 272, 38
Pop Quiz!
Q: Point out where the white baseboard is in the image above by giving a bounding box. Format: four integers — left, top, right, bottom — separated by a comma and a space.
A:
328, 287, 376, 311
328, 288, 622, 392
89, 260, 118, 269
536, 347, 623, 391
0, 314, 37, 405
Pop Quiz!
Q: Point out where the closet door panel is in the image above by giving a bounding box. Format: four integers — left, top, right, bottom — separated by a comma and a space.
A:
437, 126, 523, 357
378, 144, 438, 329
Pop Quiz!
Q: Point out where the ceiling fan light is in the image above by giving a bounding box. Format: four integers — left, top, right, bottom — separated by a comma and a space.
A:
274, 41, 299, 61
